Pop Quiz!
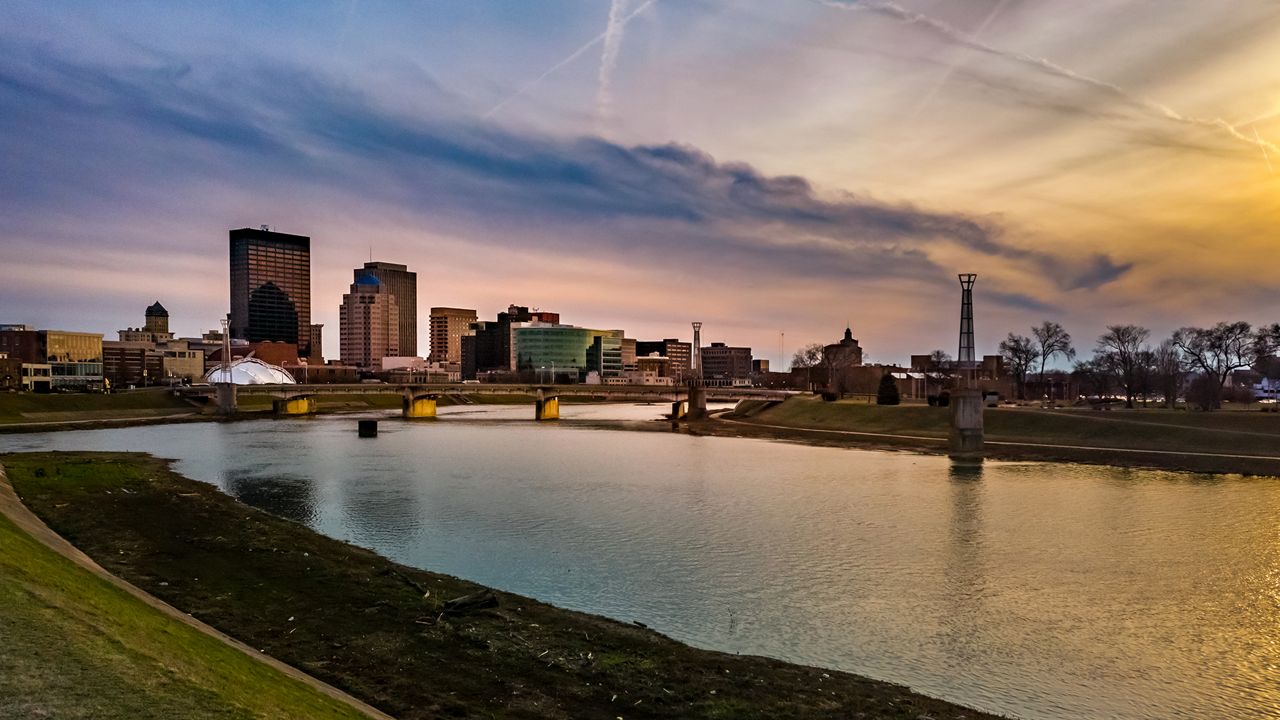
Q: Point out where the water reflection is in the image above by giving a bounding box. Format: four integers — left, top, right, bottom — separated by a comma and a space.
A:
3, 409, 1279, 720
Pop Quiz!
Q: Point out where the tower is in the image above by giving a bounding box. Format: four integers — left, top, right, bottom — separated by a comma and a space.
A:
691, 321, 702, 377
229, 227, 313, 357
356, 262, 417, 357
340, 274, 400, 371
957, 273, 976, 373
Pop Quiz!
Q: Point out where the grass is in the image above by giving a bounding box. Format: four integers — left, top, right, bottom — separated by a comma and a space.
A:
4, 451, 1004, 720
0, 460, 372, 719
721, 396, 1280, 474
0, 390, 195, 425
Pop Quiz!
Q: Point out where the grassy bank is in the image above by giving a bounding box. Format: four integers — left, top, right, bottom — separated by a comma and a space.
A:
716, 396, 1280, 475
0, 390, 196, 425
0, 466, 375, 719
4, 452, 1005, 720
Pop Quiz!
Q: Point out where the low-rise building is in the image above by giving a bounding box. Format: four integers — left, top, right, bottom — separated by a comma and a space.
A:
700, 342, 753, 384
40, 330, 104, 391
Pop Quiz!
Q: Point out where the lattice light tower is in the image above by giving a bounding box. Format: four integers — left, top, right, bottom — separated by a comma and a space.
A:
691, 321, 703, 376
957, 274, 976, 373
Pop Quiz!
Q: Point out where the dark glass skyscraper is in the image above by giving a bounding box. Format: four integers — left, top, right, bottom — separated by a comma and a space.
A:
229, 227, 312, 357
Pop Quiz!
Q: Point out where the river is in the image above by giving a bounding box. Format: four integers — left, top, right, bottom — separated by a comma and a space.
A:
3, 403, 1277, 719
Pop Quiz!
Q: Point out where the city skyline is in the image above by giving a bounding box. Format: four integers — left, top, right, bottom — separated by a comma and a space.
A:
3, 1, 1279, 365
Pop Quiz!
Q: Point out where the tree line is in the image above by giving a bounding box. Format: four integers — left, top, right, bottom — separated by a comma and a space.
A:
998, 321, 1280, 410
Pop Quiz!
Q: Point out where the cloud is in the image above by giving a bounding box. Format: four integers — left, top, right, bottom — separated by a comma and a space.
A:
0, 37, 1127, 333
818, 0, 1280, 161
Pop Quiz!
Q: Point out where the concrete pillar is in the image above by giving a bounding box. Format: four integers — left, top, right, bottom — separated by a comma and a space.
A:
535, 393, 560, 421
403, 394, 437, 419
686, 384, 707, 420
949, 389, 984, 462
273, 396, 316, 416
215, 382, 238, 416
670, 400, 688, 421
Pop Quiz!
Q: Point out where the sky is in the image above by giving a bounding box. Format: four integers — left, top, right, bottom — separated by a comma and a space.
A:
2, 0, 1279, 367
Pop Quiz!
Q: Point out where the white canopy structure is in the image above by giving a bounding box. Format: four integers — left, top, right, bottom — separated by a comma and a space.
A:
204, 357, 296, 385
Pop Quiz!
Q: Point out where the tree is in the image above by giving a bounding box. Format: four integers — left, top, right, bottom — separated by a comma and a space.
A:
876, 373, 901, 405
1032, 321, 1075, 401
790, 343, 824, 391
1096, 324, 1150, 408
1151, 338, 1184, 409
1172, 321, 1257, 410
1073, 354, 1119, 401
998, 333, 1039, 400
924, 349, 952, 397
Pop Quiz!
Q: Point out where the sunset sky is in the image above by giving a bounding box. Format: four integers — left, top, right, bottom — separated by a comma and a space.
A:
3, 0, 1279, 366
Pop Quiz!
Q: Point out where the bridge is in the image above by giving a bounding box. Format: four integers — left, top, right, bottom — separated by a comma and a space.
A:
180, 382, 794, 421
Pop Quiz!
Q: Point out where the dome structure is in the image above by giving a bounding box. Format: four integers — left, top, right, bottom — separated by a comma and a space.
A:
145, 301, 169, 317
204, 357, 296, 385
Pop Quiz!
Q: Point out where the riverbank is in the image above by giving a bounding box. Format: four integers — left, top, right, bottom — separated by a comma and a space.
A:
2, 451, 1008, 720
702, 396, 1280, 476
0, 461, 386, 719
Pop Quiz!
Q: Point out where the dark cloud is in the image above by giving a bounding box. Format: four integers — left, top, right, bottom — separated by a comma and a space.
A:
0, 38, 1126, 307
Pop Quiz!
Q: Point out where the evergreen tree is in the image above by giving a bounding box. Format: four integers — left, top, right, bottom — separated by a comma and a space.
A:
876, 373, 900, 405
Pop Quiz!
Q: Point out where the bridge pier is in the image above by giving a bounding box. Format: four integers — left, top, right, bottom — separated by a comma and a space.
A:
214, 383, 238, 416
535, 389, 560, 421
686, 383, 707, 420
949, 389, 984, 463
273, 396, 316, 416
670, 399, 688, 421
403, 392, 438, 419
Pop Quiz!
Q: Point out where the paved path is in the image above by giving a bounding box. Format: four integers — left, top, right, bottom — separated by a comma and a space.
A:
715, 415, 1280, 463
0, 463, 396, 720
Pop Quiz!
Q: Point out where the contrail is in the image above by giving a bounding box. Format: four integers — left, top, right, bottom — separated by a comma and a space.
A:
596, 0, 632, 131
909, 0, 1010, 119
485, 0, 656, 120
1254, 126, 1274, 173
819, 0, 1280, 158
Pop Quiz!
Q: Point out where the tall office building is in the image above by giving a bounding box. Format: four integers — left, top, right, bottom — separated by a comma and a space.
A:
429, 307, 477, 365
229, 227, 313, 357
355, 262, 417, 356
339, 274, 400, 371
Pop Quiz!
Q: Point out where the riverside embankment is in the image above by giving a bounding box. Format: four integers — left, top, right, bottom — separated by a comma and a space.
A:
706, 396, 1280, 476
1, 451, 1006, 720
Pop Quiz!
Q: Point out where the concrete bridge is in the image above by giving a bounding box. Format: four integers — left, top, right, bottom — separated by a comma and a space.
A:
183, 382, 794, 421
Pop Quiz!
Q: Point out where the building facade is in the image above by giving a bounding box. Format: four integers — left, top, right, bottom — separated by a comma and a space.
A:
636, 339, 692, 381
700, 342, 753, 383
429, 307, 477, 365
229, 227, 313, 357
339, 274, 399, 371
40, 330, 104, 390
356, 262, 416, 357
513, 324, 623, 381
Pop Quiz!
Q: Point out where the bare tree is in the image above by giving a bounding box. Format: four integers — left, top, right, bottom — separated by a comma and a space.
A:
1096, 324, 1150, 408
1032, 321, 1075, 402
1151, 338, 1184, 409
1172, 321, 1258, 410
790, 343, 824, 391
1073, 354, 1119, 401
999, 333, 1039, 400
926, 349, 952, 398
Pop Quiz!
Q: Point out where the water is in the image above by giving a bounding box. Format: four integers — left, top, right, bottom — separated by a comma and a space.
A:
3, 405, 1278, 720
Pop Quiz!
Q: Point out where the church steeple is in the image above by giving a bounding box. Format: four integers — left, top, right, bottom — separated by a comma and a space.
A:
843, 326, 853, 342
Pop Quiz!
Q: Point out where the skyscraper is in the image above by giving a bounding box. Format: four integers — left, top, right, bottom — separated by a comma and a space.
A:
339, 274, 399, 370
429, 307, 477, 365
354, 261, 417, 357
229, 227, 313, 357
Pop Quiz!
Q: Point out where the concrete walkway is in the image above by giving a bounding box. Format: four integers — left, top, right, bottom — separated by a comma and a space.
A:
0, 463, 396, 720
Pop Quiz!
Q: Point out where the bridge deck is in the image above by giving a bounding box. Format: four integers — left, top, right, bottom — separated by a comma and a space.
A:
181, 383, 793, 402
